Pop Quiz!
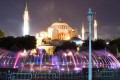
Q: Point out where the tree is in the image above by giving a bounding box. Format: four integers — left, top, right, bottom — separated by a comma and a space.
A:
0, 35, 36, 52
107, 44, 117, 56
23, 35, 36, 50
0, 29, 5, 38
80, 39, 106, 51
92, 39, 106, 50
15, 35, 36, 50
107, 37, 120, 56
54, 41, 77, 53
80, 39, 94, 51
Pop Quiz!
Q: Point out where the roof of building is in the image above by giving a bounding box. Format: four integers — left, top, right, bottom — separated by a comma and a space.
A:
51, 22, 69, 27
70, 37, 81, 41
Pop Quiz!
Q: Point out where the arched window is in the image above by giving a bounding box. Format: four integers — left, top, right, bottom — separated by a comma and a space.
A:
58, 32, 66, 40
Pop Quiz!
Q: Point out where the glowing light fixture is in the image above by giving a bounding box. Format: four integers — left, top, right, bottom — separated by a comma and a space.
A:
65, 36, 70, 40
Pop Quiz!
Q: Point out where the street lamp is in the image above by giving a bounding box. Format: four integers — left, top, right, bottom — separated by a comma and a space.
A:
86, 8, 94, 80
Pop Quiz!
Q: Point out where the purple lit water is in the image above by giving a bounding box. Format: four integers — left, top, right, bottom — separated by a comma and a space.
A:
0, 48, 120, 73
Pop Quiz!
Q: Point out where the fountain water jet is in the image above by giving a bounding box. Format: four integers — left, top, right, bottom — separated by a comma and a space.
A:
0, 48, 119, 73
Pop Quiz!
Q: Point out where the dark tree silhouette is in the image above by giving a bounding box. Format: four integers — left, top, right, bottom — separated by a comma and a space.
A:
0, 35, 36, 52
107, 37, 120, 55
80, 39, 106, 51
54, 41, 77, 53
80, 39, 94, 51
93, 39, 106, 50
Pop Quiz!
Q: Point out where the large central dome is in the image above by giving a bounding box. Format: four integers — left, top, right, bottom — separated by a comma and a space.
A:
51, 22, 69, 27
47, 19, 78, 40
51, 18, 69, 27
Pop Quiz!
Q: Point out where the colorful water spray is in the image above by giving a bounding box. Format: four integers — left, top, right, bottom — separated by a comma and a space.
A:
0, 48, 120, 73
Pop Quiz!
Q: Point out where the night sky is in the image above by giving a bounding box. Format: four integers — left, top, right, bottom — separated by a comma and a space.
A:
0, 0, 120, 39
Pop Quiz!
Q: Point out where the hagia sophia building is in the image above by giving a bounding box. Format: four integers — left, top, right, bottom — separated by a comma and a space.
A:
34, 17, 98, 54
36, 18, 79, 46
24, 4, 98, 54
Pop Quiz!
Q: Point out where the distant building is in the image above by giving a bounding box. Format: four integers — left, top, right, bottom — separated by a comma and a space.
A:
35, 19, 79, 53
36, 19, 79, 46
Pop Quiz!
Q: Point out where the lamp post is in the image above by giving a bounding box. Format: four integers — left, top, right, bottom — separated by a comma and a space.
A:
86, 8, 94, 80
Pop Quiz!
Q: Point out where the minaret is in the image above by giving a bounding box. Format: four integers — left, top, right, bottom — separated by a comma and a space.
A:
94, 12, 97, 40
23, 3, 29, 36
81, 22, 85, 40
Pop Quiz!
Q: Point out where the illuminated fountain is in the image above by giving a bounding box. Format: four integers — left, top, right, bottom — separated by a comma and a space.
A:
0, 48, 120, 73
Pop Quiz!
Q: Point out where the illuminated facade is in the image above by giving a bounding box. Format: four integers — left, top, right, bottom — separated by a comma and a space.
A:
36, 20, 78, 46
